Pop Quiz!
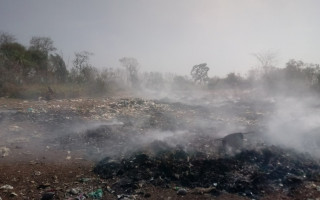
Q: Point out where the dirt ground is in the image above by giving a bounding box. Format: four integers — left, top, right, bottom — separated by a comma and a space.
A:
1, 96, 320, 200
1, 159, 319, 200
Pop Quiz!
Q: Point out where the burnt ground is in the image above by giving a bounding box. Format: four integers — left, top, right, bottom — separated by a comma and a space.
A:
1, 94, 320, 199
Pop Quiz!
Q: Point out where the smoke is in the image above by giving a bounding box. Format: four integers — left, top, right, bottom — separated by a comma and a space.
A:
3, 80, 320, 163
264, 96, 320, 157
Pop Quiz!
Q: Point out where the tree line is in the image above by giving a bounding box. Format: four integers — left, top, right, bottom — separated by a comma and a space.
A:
1, 32, 320, 99
0, 32, 138, 98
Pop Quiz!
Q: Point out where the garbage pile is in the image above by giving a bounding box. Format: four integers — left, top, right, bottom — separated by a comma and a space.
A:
94, 142, 320, 198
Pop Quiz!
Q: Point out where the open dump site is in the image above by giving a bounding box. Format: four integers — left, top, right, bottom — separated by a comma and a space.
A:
1, 92, 320, 200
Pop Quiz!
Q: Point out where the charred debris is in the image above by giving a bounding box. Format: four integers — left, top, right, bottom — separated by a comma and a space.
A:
95, 143, 320, 198
1, 97, 320, 199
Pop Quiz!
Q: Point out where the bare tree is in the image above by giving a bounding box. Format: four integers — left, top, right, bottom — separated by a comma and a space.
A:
191, 63, 210, 84
72, 51, 95, 83
252, 50, 278, 75
73, 51, 93, 72
119, 57, 139, 87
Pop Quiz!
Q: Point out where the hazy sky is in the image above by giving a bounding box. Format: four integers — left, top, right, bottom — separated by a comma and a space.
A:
1, 0, 320, 77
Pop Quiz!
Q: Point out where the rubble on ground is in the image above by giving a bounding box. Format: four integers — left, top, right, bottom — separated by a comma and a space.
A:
1, 96, 320, 199
94, 143, 320, 198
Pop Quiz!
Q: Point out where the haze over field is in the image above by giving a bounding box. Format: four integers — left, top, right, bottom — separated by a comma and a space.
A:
1, 0, 320, 76
3, 1, 320, 199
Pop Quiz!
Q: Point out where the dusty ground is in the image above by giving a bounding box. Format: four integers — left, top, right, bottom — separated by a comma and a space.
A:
1, 95, 320, 200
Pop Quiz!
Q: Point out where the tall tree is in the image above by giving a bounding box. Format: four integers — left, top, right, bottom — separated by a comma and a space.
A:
26, 49, 48, 80
191, 63, 210, 84
73, 51, 92, 72
252, 50, 278, 77
29, 36, 56, 55
49, 53, 68, 83
0, 42, 26, 63
72, 51, 95, 83
29, 36, 57, 83
0, 32, 16, 45
0, 42, 25, 84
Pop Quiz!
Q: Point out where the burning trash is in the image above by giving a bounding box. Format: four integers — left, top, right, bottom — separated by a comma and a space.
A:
94, 142, 320, 198
1, 96, 320, 199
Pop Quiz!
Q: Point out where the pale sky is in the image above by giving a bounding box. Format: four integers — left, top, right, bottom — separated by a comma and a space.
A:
1, 0, 320, 77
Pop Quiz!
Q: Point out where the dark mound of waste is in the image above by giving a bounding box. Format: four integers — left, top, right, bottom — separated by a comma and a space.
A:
94, 145, 320, 197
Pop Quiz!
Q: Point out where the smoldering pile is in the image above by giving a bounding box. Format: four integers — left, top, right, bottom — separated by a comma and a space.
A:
94, 141, 320, 198
4, 95, 320, 199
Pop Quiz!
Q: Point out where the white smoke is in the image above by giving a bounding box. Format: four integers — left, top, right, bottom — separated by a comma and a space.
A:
264, 96, 320, 157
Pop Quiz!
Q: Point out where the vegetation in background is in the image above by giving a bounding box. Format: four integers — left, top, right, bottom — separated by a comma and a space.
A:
190, 63, 209, 85
0, 32, 117, 98
1, 32, 320, 99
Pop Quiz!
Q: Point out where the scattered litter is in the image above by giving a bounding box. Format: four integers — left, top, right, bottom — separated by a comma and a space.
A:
34, 171, 41, 176
88, 189, 103, 199
1, 97, 320, 199
9, 192, 18, 197
106, 186, 115, 194
75, 193, 87, 200
37, 183, 51, 189
29, 161, 38, 165
66, 151, 71, 160
95, 145, 320, 198
176, 188, 187, 195
117, 194, 137, 200
0, 185, 13, 190
0, 147, 10, 157
69, 188, 80, 195
8, 125, 22, 132
79, 178, 92, 183
27, 108, 34, 113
